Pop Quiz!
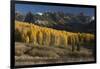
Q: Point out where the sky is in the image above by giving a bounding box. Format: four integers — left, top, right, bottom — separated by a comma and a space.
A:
15, 4, 95, 16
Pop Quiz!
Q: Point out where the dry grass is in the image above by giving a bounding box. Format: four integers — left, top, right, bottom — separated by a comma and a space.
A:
15, 42, 94, 66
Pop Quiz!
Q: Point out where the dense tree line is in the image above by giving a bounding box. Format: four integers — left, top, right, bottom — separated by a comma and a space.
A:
15, 21, 95, 52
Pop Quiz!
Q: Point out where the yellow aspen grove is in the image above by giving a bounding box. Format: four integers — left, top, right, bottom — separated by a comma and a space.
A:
15, 21, 95, 47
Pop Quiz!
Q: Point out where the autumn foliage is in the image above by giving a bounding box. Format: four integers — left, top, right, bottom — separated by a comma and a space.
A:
15, 21, 94, 47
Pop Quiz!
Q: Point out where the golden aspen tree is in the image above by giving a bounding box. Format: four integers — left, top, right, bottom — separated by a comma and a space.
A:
71, 35, 76, 52
54, 32, 60, 46
37, 31, 43, 45
46, 30, 51, 46
49, 31, 55, 46
21, 29, 27, 42
25, 36, 29, 43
